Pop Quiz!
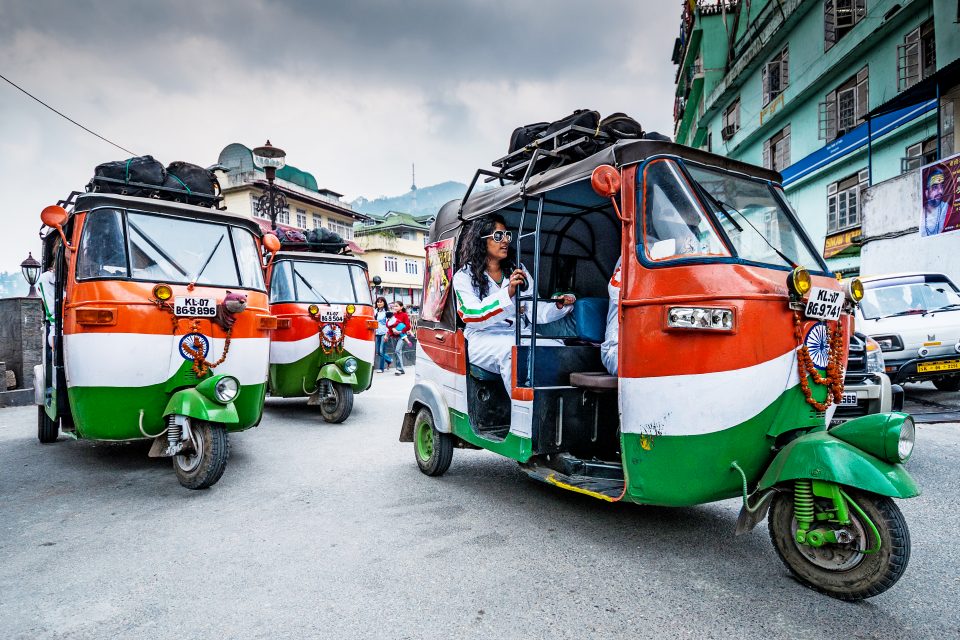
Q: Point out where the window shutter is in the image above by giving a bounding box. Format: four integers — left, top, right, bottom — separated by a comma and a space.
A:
763, 138, 771, 169
762, 64, 769, 105
781, 47, 789, 88
855, 0, 866, 22
856, 72, 869, 122
824, 0, 836, 50
781, 125, 792, 169
826, 91, 837, 140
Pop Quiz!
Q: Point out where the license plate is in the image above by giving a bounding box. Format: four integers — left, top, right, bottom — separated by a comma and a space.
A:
174, 296, 218, 317
839, 392, 858, 406
318, 310, 344, 323
804, 286, 843, 321
917, 359, 960, 373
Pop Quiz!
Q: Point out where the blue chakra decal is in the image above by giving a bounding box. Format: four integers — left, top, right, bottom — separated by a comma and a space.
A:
804, 322, 830, 370
179, 333, 210, 360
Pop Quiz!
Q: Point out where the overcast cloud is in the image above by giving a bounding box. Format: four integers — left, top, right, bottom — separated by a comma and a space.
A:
0, 0, 678, 272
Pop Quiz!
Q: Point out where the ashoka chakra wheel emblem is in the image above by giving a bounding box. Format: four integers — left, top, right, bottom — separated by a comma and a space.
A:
804, 322, 830, 369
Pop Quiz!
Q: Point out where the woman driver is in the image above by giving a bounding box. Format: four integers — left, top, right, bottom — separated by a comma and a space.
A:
452, 214, 575, 394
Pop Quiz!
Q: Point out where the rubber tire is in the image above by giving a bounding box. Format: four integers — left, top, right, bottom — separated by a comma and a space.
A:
768, 489, 910, 600
173, 422, 230, 490
320, 382, 354, 423
37, 406, 58, 444
414, 408, 453, 477
932, 376, 960, 392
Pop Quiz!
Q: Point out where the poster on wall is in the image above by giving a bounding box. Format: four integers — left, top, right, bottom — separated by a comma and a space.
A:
920, 152, 960, 237
420, 237, 455, 322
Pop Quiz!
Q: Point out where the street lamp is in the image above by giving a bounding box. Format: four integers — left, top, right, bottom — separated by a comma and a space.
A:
20, 252, 41, 298
252, 140, 288, 230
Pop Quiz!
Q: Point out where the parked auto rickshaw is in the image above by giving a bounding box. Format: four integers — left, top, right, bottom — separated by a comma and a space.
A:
402, 135, 918, 600
266, 250, 376, 422
36, 191, 280, 489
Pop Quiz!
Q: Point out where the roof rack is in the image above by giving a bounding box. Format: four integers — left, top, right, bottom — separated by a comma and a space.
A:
57, 191, 83, 210
86, 176, 224, 209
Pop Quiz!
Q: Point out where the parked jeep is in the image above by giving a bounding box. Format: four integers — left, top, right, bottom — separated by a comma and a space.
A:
832, 332, 904, 425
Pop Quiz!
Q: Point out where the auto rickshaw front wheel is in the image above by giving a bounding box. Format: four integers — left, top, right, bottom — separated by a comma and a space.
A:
37, 406, 58, 444
173, 421, 230, 490
414, 408, 452, 476
319, 382, 353, 423
767, 489, 910, 600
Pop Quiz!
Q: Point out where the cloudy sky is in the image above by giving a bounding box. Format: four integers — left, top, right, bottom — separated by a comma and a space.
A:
0, 0, 679, 273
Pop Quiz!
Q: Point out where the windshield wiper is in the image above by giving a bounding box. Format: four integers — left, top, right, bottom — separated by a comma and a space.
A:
885, 309, 926, 318
189, 235, 225, 287
128, 220, 189, 277
924, 303, 960, 315
696, 186, 743, 234
294, 268, 330, 304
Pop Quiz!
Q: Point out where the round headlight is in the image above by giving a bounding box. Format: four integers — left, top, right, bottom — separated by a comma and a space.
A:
308, 304, 320, 316
848, 278, 864, 302
788, 267, 811, 296
897, 416, 915, 462
346, 304, 356, 315
214, 376, 240, 403
342, 357, 358, 374
153, 284, 173, 301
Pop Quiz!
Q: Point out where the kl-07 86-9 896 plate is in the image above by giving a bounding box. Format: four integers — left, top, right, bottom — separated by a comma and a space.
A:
805, 286, 842, 321
174, 296, 218, 317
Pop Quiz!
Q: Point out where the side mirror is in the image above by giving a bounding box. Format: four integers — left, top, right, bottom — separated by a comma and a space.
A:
262, 232, 281, 254
372, 276, 382, 286
591, 165, 626, 222
40, 205, 72, 250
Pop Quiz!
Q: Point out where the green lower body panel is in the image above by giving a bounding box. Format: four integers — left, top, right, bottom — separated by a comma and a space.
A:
449, 409, 533, 462
269, 348, 372, 397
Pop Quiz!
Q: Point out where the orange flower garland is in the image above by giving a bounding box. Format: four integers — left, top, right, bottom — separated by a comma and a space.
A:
793, 310, 845, 411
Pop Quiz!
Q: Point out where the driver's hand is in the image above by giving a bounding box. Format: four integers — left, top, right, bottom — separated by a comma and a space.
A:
554, 294, 577, 308
507, 269, 527, 297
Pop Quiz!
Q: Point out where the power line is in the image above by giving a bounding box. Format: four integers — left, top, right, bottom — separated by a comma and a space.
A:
0, 72, 138, 156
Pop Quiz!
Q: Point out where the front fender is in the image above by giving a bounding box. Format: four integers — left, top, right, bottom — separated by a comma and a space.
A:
317, 364, 357, 386
163, 388, 239, 424
757, 431, 919, 498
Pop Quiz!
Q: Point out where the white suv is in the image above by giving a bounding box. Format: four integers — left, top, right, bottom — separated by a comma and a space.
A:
855, 272, 960, 392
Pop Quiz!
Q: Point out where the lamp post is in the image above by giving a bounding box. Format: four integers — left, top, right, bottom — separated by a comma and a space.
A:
252, 140, 288, 231
20, 252, 41, 298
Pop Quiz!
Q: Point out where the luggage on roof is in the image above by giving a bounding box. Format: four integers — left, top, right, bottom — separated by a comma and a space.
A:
87, 155, 223, 208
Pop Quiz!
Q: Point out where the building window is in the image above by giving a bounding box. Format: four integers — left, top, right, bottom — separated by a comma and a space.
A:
827, 170, 868, 232
762, 46, 789, 106
327, 218, 354, 239
819, 66, 869, 141
722, 98, 741, 140
898, 19, 936, 91
902, 137, 938, 173
404, 259, 418, 275
312, 214, 322, 229
763, 125, 791, 172
824, 0, 866, 51
251, 194, 268, 219
277, 208, 290, 225
295, 208, 307, 229
384, 256, 398, 273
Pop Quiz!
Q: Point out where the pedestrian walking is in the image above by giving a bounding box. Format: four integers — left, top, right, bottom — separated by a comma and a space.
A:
387, 301, 412, 375
373, 296, 392, 373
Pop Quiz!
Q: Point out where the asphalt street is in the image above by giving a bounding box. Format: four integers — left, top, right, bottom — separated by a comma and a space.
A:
1, 371, 958, 639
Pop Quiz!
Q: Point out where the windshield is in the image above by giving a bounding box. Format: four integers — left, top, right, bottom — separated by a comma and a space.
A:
77, 208, 265, 290
860, 278, 960, 319
270, 260, 372, 305
681, 164, 823, 271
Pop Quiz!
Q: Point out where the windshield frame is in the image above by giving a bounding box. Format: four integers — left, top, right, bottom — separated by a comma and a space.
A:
269, 258, 373, 306
635, 155, 831, 275
75, 206, 267, 291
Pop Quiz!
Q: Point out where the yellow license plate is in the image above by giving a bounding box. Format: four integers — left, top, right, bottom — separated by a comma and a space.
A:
917, 359, 960, 373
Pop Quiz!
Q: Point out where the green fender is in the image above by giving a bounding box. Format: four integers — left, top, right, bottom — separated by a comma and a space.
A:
757, 430, 920, 498
162, 388, 239, 424
318, 363, 357, 387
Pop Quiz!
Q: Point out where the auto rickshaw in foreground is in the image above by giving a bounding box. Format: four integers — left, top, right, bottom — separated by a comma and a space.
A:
36, 191, 281, 489
265, 250, 376, 422
402, 134, 918, 600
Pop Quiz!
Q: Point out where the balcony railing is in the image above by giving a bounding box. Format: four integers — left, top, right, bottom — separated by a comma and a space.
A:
220, 170, 353, 211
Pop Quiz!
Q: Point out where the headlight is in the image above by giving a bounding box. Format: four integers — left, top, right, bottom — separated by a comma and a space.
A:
346, 304, 356, 315
864, 337, 885, 374
308, 304, 320, 316
844, 278, 864, 303
788, 267, 811, 297
897, 416, 915, 462
341, 357, 358, 374
153, 284, 173, 301
872, 334, 903, 352
214, 376, 240, 403
830, 412, 914, 464
667, 307, 734, 330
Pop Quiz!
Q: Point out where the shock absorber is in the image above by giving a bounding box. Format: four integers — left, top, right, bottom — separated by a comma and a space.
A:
794, 479, 815, 544
166, 415, 182, 455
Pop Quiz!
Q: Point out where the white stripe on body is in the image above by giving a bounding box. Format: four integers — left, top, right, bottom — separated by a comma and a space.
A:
414, 343, 468, 414
269, 333, 374, 366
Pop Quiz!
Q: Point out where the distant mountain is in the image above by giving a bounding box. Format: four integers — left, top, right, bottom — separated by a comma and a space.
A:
0, 271, 29, 298
352, 181, 466, 218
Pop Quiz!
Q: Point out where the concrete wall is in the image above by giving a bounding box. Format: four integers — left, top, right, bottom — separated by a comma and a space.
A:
0, 298, 42, 391
860, 170, 960, 281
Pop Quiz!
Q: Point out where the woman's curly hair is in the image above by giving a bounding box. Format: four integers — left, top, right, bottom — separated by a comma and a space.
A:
457, 214, 516, 299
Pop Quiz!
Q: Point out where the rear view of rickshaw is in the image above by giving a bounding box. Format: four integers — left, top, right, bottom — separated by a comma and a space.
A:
402, 131, 919, 600
266, 251, 376, 422
36, 190, 280, 489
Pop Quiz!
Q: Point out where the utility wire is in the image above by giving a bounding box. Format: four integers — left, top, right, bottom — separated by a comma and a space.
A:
0, 72, 138, 156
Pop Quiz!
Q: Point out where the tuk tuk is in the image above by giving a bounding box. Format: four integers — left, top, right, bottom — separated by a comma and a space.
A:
36, 191, 280, 489
401, 135, 918, 600
266, 250, 376, 422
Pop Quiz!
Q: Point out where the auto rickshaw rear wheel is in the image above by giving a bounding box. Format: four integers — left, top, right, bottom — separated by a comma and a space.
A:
319, 382, 353, 423
932, 375, 960, 392
414, 408, 452, 476
767, 488, 910, 600
173, 421, 230, 490
37, 406, 58, 444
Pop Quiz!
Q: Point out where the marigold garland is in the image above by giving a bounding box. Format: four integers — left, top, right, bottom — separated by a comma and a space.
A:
794, 310, 846, 411
181, 320, 233, 377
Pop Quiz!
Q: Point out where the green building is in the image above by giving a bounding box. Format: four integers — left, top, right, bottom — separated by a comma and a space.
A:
672, 0, 959, 275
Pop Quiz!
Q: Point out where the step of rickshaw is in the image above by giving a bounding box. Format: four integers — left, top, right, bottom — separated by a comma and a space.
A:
520, 461, 625, 501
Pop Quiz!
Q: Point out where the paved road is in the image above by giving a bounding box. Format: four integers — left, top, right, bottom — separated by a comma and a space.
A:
1, 371, 958, 639
903, 381, 960, 423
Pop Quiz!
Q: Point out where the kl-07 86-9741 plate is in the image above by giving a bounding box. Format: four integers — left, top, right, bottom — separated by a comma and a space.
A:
805, 286, 842, 321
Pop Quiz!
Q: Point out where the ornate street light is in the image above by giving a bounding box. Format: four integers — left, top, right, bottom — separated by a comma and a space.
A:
252, 140, 288, 230
20, 252, 41, 298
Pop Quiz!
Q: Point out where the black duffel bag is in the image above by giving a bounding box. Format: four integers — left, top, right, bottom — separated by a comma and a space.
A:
163, 161, 220, 206
542, 109, 601, 162
600, 112, 644, 140
306, 227, 348, 253
93, 155, 165, 196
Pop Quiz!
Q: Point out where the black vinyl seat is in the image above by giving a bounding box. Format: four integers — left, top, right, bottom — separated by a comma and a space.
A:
469, 363, 501, 382
569, 371, 617, 392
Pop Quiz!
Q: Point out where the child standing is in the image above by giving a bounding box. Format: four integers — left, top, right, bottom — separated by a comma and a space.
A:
387, 301, 412, 375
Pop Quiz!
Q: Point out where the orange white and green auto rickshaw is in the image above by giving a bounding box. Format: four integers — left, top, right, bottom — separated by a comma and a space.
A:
35, 192, 281, 489
402, 136, 919, 600
266, 251, 376, 422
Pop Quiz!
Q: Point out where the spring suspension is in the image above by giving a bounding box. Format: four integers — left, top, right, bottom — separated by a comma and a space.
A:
166, 415, 182, 452
794, 479, 815, 544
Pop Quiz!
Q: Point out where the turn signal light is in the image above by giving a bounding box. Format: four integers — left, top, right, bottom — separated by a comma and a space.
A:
366, 319, 379, 330
788, 267, 812, 297
256, 315, 280, 330
277, 318, 292, 329
153, 284, 173, 301
76, 307, 116, 325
